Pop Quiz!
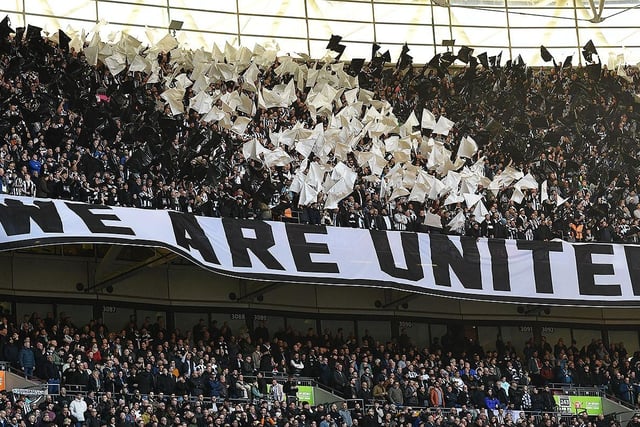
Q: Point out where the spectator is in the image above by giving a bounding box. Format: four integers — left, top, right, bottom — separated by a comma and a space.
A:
270, 378, 285, 403
68, 394, 87, 427
283, 375, 299, 404
290, 352, 304, 376
388, 381, 403, 405
358, 381, 373, 403
393, 207, 409, 231
338, 402, 353, 427
331, 363, 348, 396
17, 340, 35, 377
484, 388, 500, 411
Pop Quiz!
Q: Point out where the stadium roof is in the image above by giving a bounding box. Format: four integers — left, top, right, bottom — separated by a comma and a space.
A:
2, 1, 640, 67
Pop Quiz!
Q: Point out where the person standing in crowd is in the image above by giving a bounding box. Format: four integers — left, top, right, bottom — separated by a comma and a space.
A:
283, 375, 299, 404
69, 394, 87, 427
17, 340, 35, 377
393, 206, 408, 231
270, 378, 285, 403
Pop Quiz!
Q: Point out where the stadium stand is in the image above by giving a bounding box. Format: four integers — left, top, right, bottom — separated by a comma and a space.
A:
0, 309, 636, 427
2, 12, 640, 427
1, 18, 640, 243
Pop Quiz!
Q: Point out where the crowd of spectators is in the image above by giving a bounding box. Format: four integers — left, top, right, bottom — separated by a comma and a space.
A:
2, 18, 640, 427
2, 21, 640, 243
0, 310, 637, 427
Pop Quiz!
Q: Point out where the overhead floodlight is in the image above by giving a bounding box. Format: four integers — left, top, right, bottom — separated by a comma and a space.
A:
168, 20, 183, 36
442, 39, 456, 52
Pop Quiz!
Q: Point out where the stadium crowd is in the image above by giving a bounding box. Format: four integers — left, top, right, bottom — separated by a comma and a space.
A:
1, 20, 640, 243
2, 14, 640, 427
0, 311, 635, 427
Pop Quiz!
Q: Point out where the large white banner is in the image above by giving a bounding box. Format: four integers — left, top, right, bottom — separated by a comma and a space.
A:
1, 195, 640, 306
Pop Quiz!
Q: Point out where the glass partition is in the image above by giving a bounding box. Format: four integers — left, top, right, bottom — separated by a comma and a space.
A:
358, 320, 392, 347
174, 312, 209, 340
102, 306, 135, 333
286, 317, 318, 339
253, 315, 285, 343
608, 330, 639, 359
321, 319, 357, 344
15, 303, 53, 329
500, 325, 533, 358
57, 304, 93, 330
401, 321, 431, 350
135, 310, 167, 333
430, 324, 448, 348
572, 329, 603, 351
477, 325, 500, 353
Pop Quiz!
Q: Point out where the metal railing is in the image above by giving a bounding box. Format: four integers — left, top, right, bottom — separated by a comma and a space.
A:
547, 383, 638, 415
546, 383, 604, 396
24, 373, 336, 401
0, 361, 47, 384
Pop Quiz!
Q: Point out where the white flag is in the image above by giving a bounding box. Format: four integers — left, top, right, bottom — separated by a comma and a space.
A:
457, 136, 478, 159
421, 108, 436, 129
447, 211, 466, 231
463, 193, 482, 208
541, 180, 549, 202
425, 212, 443, 229
432, 116, 455, 136
473, 201, 489, 223
511, 187, 525, 204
